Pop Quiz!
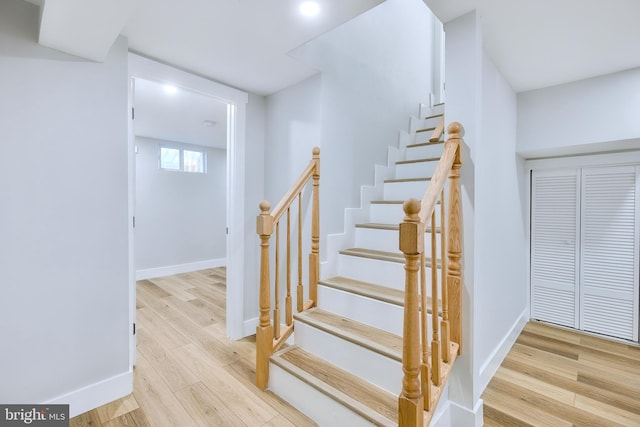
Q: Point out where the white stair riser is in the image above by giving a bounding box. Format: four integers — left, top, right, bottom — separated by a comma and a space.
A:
383, 180, 430, 201
415, 130, 440, 144
396, 160, 438, 179
338, 254, 437, 290
294, 321, 403, 395
269, 364, 376, 427
407, 143, 444, 160
317, 285, 403, 336
316, 286, 439, 337
370, 203, 444, 225
370, 203, 403, 224
355, 227, 442, 254
431, 103, 445, 115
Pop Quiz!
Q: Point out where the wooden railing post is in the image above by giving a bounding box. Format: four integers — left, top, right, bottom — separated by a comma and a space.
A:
446, 122, 463, 354
256, 200, 274, 390
398, 199, 424, 427
309, 147, 320, 307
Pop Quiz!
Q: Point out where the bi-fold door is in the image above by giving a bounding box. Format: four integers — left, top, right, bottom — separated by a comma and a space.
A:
531, 165, 640, 342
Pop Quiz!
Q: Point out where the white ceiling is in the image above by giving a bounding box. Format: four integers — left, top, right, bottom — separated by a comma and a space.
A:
133, 78, 228, 149
27, 0, 640, 146
425, 0, 640, 92
122, 0, 385, 96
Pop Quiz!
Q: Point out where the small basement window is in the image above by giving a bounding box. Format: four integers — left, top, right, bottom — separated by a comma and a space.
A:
160, 146, 206, 173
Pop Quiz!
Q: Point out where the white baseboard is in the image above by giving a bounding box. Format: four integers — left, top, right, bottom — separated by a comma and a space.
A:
45, 370, 133, 418
243, 316, 258, 338
478, 308, 528, 394
136, 258, 226, 281
449, 398, 484, 427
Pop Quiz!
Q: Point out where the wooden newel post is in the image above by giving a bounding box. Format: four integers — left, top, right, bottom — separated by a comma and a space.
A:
309, 147, 320, 307
446, 122, 463, 355
398, 199, 424, 427
256, 200, 274, 390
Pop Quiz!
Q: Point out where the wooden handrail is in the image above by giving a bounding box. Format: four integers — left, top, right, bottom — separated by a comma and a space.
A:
399, 122, 463, 426
271, 156, 317, 222
256, 147, 320, 390
418, 122, 462, 225
429, 116, 445, 143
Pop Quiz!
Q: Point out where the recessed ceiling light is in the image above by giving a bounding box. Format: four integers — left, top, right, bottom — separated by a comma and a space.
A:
163, 85, 178, 95
203, 120, 216, 127
299, 1, 319, 17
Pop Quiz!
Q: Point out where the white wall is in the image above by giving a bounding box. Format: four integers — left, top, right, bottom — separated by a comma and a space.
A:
243, 93, 267, 323
288, 0, 436, 251
265, 75, 322, 204
444, 11, 528, 424
475, 52, 527, 393
443, 11, 480, 423
518, 67, 640, 157
135, 137, 226, 272
0, 0, 130, 415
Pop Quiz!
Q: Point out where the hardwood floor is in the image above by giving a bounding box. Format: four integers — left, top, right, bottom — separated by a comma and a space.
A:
483, 321, 640, 427
70, 268, 316, 427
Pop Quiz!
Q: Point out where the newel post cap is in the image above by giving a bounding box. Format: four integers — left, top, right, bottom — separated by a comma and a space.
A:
256, 200, 273, 235
399, 199, 423, 254
447, 122, 464, 138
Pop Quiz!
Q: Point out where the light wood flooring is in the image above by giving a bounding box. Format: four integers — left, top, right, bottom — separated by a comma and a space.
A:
483, 321, 640, 427
70, 268, 316, 427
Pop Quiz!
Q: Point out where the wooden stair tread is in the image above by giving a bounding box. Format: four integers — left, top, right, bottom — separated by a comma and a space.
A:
356, 223, 441, 233
319, 276, 443, 315
396, 157, 440, 165
416, 126, 436, 133
294, 308, 402, 361
384, 177, 431, 183
340, 247, 440, 267
320, 276, 405, 307
407, 141, 443, 148
425, 113, 443, 120
272, 346, 397, 426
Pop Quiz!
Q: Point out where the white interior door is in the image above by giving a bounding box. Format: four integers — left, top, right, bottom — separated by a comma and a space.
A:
531, 169, 581, 328
580, 166, 640, 341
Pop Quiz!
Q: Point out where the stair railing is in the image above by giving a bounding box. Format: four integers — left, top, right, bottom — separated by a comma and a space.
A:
398, 122, 463, 426
256, 147, 320, 390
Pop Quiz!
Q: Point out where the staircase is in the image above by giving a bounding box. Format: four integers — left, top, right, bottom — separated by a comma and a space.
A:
256, 104, 463, 426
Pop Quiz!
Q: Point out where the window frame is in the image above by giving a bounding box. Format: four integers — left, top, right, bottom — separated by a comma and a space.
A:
159, 145, 207, 174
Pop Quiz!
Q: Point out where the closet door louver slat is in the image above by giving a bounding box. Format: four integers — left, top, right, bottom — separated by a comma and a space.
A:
580, 166, 639, 341
531, 170, 580, 328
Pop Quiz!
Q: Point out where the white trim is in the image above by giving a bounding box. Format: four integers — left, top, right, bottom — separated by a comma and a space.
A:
478, 308, 528, 393
136, 258, 226, 281
449, 398, 484, 427
526, 148, 640, 171
44, 370, 132, 418
243, 316, 259, 337
128, 53, 248, 343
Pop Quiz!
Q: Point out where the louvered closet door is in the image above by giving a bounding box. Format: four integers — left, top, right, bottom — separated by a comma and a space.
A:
580, 166, 640, 341
531, 169, 580, 328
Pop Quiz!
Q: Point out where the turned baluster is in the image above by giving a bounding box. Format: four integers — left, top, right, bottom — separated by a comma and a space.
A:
431, 210, 441, 386
309, 147, 320, 306
274, 221, 281, 339
286, 208, 292, 326
440, 189, 450, 363
446, 122, 463, 354
297, 193, 303, 312
256, 201, 274, 390
420, 239, 431, 409
398, 199, 424, 427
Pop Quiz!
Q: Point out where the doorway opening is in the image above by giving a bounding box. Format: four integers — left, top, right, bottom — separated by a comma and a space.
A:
128, 53, 249, 368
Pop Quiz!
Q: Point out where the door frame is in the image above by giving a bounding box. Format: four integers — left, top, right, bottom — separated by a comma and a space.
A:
526, 150, 640, 342
127, 53, 249, 367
